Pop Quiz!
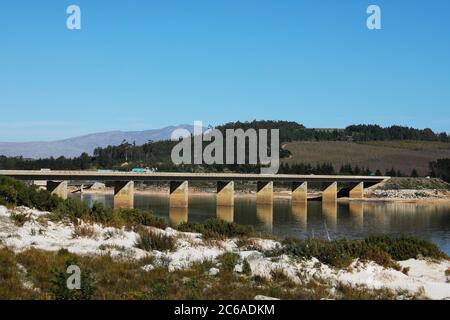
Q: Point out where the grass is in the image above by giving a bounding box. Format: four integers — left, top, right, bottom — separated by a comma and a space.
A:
72, 224, 97, 239
0, 247, 424, 300
177, 218, 254, 239
283, 140, 450, 176
266, 236, 447, 269
134, 229, 176, 252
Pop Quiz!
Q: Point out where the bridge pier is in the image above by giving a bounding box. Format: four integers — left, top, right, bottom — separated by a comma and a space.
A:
349, 182, 364, 199
216, 181, 234, 206
256, 181, 273, 205
292, 182, 307, 204
47, 181, 68, 199
170, 181, 188, 208
322, 182, 337, 202
114, 181, 134, 209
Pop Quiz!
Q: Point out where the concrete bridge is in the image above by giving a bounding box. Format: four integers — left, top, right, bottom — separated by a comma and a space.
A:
0, 170, 389, 209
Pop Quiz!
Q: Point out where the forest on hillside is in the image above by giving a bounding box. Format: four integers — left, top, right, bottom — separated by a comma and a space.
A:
0, 121, 449, 181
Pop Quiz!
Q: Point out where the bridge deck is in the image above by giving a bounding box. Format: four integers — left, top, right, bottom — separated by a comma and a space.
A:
0, 170, 389, 183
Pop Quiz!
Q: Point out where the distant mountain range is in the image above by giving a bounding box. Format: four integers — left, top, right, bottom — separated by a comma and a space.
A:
0, 125, 195, 159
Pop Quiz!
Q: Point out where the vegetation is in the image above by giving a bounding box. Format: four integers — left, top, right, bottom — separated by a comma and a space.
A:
429, 158, 450, 183
283, 140, 450, 176
0, 176, 61, 211
344, 124, 448, 142
134, 229, 176, 252
267, 236, 447, 269
1, 121, 448, 175
177, 218, 254, 239
10, 212, 30, 227
0, 247, 424, 300
217, 252, 240, 272
0, 176, 165, 230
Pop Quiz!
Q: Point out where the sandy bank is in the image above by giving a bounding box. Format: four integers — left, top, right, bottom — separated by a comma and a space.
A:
1, 205, 449, 300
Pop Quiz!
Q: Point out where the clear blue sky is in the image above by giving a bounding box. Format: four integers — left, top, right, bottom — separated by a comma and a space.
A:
1, 0, 449, 141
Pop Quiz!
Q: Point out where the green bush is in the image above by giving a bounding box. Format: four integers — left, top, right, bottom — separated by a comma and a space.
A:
178, 219, 254, 239
242, 259, 252, 275
268, 236, 447, 269
364, 236, 446, 261
0, 176, 62, 211
217, 252, 239, 272
135, 229, 176, 252
50, 198, 91, 222
50, 258, 96, 300
118, 208, 167, 229
90, 203, 115, 225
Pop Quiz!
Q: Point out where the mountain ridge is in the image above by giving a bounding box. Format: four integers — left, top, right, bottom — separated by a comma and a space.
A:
0, 125, 195, 159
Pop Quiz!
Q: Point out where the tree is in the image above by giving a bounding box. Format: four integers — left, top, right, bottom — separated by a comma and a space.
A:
411, 168, 419, 178
429, 159, 450, 182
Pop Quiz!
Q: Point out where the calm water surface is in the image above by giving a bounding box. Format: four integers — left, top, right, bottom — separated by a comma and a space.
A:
70, 194, 450, 255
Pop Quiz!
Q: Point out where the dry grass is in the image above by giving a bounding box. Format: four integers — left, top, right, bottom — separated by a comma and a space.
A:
0, 247, 425, 300
283, 140, 450, 176
72, 224, 97, 239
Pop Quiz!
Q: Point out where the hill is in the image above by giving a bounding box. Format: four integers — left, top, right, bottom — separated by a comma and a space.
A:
282, 140, 450, 176
0, 125, 195, 159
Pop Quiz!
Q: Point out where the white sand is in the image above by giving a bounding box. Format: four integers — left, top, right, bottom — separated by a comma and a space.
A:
1, 205, 449, 299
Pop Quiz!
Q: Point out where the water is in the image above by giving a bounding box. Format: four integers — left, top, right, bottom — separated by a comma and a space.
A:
70, 193, 450, 255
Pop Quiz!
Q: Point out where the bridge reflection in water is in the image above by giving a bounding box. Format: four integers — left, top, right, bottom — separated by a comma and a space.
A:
74, 193, 450, 255
217, 205, 234, 223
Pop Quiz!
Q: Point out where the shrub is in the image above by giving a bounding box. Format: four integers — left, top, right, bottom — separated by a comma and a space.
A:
217, 252, 239, 272
118, 208, 167, 229
50, 261, 96, 300
72, 224, 97, 239
364, 236, 446, 261
89, 203, 115, 225
135, 229, 176, 252
0, 176, 62, 211
10, 212, 29, 227
50, 198, 91, 222
178, 219, 254, 239
242, 259, 252, 275
269, 236, 447, 269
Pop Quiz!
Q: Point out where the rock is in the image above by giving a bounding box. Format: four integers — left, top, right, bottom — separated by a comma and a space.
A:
208, 267, 220, 276
141, 264, 154, 272
234, 264, 243, 273
254, 295, 280, 300
90, 182, 106, 190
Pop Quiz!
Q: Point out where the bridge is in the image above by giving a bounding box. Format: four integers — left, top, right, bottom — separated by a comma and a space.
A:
0, 170, 389, 209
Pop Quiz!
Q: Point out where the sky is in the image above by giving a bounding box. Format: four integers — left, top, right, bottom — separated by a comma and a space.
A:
0, 0, 449, 142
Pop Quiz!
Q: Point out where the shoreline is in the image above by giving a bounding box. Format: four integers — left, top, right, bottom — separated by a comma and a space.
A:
1, 204, 449, 300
